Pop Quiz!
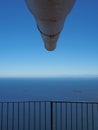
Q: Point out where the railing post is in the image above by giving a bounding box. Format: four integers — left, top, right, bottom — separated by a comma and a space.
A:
1, 103, 3, 130
12, 102, 14, 130
7, 103, 9, 130
92, 104, 94, 130
50, 102, 53, 130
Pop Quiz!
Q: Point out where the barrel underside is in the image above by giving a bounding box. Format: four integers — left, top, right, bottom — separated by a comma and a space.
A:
25, 0, 76, 51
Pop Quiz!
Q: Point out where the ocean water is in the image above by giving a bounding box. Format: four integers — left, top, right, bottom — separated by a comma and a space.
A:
0, 77, 98, 102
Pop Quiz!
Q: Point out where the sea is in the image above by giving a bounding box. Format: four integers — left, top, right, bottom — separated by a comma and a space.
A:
0, 77, 98, 102
0, 77, 98, 130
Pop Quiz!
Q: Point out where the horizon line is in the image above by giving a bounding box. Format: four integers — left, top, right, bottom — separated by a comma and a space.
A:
0, 75, 98, 78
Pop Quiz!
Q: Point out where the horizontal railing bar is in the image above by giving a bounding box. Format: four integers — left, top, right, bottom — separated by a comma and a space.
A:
0, 100, 98, 104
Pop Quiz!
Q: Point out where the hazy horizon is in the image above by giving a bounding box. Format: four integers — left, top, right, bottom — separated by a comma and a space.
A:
0, 74, 98, 78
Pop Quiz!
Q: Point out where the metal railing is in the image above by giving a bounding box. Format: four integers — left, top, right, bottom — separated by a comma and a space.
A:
0, 100, 98, 130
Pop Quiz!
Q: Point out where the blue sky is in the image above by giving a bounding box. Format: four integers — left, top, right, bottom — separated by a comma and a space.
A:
0, 0, 98, 77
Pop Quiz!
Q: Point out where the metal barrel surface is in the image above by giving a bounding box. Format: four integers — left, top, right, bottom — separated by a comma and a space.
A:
25, 0, 76, 51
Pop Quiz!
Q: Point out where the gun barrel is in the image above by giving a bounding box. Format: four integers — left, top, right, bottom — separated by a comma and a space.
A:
25, 0, 76, 51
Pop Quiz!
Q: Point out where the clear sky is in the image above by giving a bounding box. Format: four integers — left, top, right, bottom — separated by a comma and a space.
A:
0, 0, 98, 77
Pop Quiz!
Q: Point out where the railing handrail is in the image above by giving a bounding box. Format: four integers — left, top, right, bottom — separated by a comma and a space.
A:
0, 100, 98, 104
